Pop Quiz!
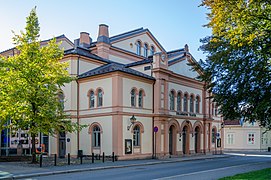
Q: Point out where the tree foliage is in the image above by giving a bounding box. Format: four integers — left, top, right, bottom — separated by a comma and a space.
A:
0, 8, 79, 161
198, 0, 271, 128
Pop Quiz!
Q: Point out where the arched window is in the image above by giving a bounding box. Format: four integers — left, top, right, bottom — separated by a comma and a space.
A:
195, 96, 200, 113
212, 128, 216, 144
133, 125, 140, 146
97, 89, 103, 107
92, 126, 101, 147
150, 46, 155, 56
136, 41, 141, 55
144, 43, 148, 57
190, 95, 194, 113
58, 92, 64, 110
215, 104, 218, 116
89, 90, 95, 108
131, 89, 136, 107
138, 90, 143, 108
212, 103, 215, 115
177, 92, 181, 111
169, 90, 175, 111
183, 94, 188, 112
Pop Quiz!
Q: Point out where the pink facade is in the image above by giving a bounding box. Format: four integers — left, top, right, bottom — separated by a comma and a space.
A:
0, 25, 223, 159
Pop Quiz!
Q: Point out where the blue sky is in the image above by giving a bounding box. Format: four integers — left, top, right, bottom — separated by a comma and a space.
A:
0, 0, 210, 61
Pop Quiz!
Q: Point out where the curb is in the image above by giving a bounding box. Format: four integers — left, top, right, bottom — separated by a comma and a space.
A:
12, 155, 230, 179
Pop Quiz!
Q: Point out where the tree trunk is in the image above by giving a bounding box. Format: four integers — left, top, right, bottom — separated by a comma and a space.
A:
31, 133, 37, 163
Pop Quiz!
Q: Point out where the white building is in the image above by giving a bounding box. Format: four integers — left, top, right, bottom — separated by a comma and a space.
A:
224, 120, 271, 151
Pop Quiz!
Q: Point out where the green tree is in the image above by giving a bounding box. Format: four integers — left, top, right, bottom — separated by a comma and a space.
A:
197, 1, 271, 128
0, 8, 78, 163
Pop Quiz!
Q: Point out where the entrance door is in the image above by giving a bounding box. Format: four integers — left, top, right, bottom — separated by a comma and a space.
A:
182, 126, 187, 154
1, 129, 9, 156
169, 126, 173, 155
195, 127, 200, 153
58, 131, 66, 158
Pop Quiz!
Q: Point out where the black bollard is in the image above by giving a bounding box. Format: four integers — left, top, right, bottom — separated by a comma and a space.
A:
40, 154, 42, 168
54, 154, 57, 166
99, 154, 101, 160
80, 156, 83, 164
112, 152, 115, 162
68, 153, 70, 165
102, 152, 105, 163
92, 153, 94, 163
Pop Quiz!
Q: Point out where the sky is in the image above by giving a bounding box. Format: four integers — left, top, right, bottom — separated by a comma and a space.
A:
0, 0, 211, 61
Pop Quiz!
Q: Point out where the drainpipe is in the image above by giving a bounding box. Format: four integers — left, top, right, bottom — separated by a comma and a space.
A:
151, 63, 155, 159
152, 81, 155, 158
76, 56, 80, 155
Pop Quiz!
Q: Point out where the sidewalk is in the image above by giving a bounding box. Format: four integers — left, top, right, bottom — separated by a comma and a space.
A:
0, 154, 230, 179
224, 150, 271, 157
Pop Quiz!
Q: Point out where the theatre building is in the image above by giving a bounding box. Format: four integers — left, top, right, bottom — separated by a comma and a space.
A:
0, 24, 223, 159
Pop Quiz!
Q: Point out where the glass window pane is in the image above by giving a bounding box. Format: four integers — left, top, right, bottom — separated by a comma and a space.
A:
138, 90, 143, 108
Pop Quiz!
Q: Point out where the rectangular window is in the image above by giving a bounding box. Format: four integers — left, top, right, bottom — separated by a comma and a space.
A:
144, 66, 151, 71
248, 133, 255, 144
161, 84, 164, 108
227, 133, 234, 145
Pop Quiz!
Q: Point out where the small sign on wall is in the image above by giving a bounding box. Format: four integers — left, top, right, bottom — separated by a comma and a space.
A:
125, 139, 132, 154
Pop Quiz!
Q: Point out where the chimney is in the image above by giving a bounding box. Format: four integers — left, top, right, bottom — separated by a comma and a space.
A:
97, 24, 110, 44
184, 44, 189, 52
96, 24, 110, 59
78, 32, 92, 48
74, 39, 79, 48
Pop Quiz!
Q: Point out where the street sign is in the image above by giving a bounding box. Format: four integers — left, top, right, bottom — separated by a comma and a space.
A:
216, 133, 220, 139
154, 126, 158, 133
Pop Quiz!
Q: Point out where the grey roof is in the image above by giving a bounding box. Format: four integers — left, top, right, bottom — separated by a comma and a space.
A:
42, 34, 73, 45
109, 28, 166, 52
64, 47, 113, 64
0, 34, 74, 54
109, 28, 145, 42
167, 48, 185, 59
79, 62, 155, 80
0, 47, 15, 55
125, 58, 153, 68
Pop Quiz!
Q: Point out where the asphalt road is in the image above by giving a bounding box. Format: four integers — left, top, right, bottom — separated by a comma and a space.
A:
30, 155, 271, 180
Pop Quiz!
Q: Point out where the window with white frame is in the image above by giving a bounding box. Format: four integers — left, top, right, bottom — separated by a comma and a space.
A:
150, 46, 155, 56
169, 90, 175, 111
58, 92, 65, 110
262, 133, 268, 145
97, 89, 103, 107
136, 41, 141, 55
138, 90, 143, 108
177, 92, 181, 111
183, 94, 188, 112
144, 43, 148, 57
133, 125, 140, 146
227, 133, 234, 144
214, 104, 218, 116
89, 90, 95, 108
131, 89, 136, 107
195, 96, 200, 113
248, 133, 255, 144
190, 95, 194, 113
92, 126, 101, 147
